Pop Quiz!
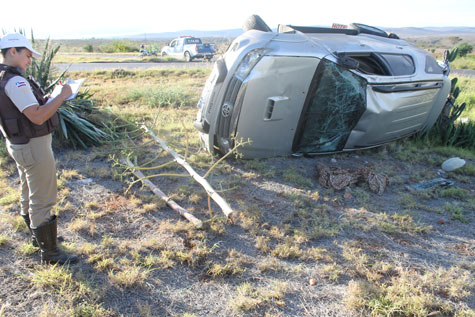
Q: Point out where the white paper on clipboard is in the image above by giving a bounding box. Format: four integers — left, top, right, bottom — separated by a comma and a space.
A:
48, 78, 85, 102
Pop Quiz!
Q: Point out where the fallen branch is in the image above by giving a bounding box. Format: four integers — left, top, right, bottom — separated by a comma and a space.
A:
124, 158, 203, 229
142, 124, 234, 218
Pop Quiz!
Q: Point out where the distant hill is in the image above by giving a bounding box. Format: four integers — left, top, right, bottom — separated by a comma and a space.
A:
125, 29, 244, 40
384, 27, 475, 37
121, 26, 475, 40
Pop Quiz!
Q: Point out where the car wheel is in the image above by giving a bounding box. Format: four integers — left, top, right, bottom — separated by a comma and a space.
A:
185, 52, 192, 62
349, 23, 388, 38
161, 52, 167, 57
242, 14, 272, 32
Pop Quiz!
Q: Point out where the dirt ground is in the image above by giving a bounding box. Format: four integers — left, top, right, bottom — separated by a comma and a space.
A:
0, 140, 474, 316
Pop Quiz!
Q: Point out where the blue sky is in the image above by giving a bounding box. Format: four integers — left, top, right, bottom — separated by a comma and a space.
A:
2, 0, 475, 38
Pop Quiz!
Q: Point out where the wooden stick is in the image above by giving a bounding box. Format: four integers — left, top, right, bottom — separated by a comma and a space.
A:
142, 125, 234, 218
124, 159, 203, 229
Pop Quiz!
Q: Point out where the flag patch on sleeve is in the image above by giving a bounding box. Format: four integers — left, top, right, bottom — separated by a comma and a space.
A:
15, 81, 27, 88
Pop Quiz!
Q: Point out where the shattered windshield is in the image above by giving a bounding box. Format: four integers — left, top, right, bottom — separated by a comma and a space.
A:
293, 59, 367, 153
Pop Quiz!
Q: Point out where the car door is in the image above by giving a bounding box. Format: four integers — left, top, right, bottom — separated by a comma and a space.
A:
168, 40, 177, 56
175, 39, 184, 55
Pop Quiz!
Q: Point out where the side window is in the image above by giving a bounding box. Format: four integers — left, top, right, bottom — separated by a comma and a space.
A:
170, 40, 176, 47
425, 55, 443, 74
293, 59, 367, 153
344, 53, 415, 76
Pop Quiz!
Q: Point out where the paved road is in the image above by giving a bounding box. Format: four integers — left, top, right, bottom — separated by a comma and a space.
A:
54, 61, 213, 72
451, 69, 475, 77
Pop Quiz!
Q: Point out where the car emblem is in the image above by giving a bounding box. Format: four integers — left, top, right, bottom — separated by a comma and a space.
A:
222, 103, 233, 117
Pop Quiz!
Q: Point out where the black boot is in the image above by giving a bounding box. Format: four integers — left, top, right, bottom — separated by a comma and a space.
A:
21, 214, 38, 247
22, 214, 63, 247
32, 216, 78, 265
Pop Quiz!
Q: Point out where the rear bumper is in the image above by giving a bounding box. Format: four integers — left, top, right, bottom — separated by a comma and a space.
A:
192, 53, 214, 59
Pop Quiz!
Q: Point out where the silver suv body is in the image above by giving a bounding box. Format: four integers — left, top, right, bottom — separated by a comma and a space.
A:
194, 21, 451, 158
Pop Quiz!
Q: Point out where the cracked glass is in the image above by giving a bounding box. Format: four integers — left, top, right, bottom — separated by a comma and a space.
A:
294, 59, 367, 153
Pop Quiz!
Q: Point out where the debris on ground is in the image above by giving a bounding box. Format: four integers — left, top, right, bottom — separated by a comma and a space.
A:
316, 163, 389, 194
441, 157, 466, 172
410, 178, 454, 191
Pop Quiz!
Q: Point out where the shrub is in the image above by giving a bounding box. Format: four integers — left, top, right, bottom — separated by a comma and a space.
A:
457, 42, 473, 57
414, 48, 474, 149
99, 40, 139, 53
83, 44, 93, 52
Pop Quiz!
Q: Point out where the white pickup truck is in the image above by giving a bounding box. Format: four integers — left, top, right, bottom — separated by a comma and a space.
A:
161, 36, 216, 62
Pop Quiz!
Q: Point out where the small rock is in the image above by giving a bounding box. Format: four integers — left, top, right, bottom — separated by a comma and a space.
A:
437, 169, 447, 176
437, 219, 445, 225
309, 279, 316, 286
331, 158, 337, 163
344, 192, 352, 200
78, 178, 93, 184
441, 157, 465, 172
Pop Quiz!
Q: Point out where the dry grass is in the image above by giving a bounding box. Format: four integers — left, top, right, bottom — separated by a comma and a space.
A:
0, 68, 473, 316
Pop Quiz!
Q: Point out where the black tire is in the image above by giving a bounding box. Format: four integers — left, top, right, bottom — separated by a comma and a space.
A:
185, 51, 192, 62
349, 23, 388, 38
242, 14, 272, 32
161, 52, 167, 57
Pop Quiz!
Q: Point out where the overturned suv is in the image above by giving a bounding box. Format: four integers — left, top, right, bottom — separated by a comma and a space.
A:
194, 15, 451, 159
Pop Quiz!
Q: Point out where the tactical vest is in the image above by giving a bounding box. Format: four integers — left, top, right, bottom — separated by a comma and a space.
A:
0, 64, 59, 144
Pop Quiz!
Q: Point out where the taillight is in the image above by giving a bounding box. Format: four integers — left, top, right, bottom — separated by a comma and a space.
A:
195, 44, 198, 51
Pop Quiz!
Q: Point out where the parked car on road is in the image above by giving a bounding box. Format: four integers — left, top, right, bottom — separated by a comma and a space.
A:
194, 16, 451, 158
161, 36, 216, 61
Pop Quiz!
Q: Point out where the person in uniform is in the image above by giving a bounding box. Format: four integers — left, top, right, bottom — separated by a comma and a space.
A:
0, 33, 78, 264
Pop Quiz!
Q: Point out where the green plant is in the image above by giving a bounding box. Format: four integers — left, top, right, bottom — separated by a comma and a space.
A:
0, 234, 9, 246
123, 86, 197, 108
414, 48, 475, 149
21, 32, 120, 149
457, 42, 473, 57
282, 167, 313, 187
83, 44, 94, 53
54, 92, 115, 149
98, 40, 139, 53
439, 187, 469, 199
445, 202, 469, 223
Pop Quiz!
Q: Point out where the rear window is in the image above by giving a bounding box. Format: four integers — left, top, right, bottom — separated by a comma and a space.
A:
380, 54, 415, 76
185, 38, 202, 44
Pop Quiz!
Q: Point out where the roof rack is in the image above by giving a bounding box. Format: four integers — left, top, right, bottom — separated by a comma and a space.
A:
278, 24, 359, 35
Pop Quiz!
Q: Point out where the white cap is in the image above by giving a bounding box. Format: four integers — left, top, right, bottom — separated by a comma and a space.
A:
0, 33, 42, 58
